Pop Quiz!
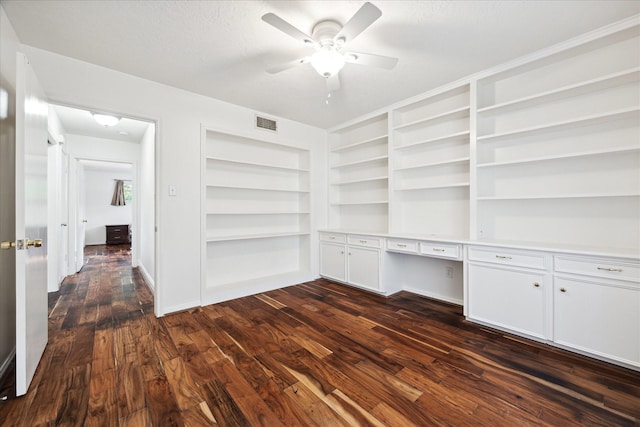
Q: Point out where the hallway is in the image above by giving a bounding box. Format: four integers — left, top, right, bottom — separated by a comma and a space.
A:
0, 245, 155, 425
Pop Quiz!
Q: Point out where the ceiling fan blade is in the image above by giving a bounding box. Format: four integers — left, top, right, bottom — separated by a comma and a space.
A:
266, 57, 310, 74
262, 13, 317, 47
344, 52, 398, 70
326, 74, 340, 92
334, 2, 382, 46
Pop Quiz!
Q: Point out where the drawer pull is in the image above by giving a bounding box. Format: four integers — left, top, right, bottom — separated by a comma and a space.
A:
560, 288, 567, 293
360, 240, 367, 244
397, 244, 407, 248
495, 255, 512, 260
329, 236, 336, 240
340, 251, 344, 254
533, 282, 540, 287
597, 267, 623, 272
433, 248, 445, 252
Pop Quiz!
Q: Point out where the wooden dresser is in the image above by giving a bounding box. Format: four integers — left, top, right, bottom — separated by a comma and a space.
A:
105, 224, 130, 245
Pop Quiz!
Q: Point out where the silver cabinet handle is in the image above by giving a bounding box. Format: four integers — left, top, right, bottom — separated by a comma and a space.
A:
560, 288, 567, 293
433, 248, 445, 252
533, 282, 540, 287
495, 255, 512, 259
397, 244, 407, 248
597, 267, 623, 272
360, 240, 367, 244
329, 236, 336, 240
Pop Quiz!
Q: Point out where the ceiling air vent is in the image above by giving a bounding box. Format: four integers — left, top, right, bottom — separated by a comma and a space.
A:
255, 115, 277, 132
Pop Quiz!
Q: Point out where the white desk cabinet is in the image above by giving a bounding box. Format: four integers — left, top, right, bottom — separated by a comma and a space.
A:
553, 256, 640, 366
347, 245, 381, 291
468, 264, 547, 339
319, 241, 347, 283
467, 246, 550, 340
320, 232, 382, 293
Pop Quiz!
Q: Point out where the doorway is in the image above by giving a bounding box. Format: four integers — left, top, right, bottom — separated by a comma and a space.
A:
48, 103, 156, 294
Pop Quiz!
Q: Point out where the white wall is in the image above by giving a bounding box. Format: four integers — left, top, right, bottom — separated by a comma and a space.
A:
138, 124, 155, 290
21, 45, 327, 315
83, 167, 133, 245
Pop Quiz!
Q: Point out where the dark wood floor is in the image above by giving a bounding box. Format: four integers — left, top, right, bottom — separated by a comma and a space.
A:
0, 245, 639, 426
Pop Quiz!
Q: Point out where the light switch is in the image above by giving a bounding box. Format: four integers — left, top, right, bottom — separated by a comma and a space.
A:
168, 185, 177, 196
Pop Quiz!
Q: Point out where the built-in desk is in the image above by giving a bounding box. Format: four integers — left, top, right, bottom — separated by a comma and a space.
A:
319, 230, 640, 370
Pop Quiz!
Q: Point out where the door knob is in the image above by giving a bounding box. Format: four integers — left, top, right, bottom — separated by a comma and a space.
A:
25, 239, 43, 248
1, 241, 16, 250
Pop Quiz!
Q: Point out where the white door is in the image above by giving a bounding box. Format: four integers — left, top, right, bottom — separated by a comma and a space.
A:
14, 53, 49, 396
58, 149, 69, 282
75, 161, 86, 271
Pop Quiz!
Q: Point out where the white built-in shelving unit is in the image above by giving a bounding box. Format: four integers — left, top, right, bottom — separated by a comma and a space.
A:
202, 128, 312, 303
325, 17, 640, 257
328, 113, 389, 233
474, 24, 640, 253
390, 84, 471, 238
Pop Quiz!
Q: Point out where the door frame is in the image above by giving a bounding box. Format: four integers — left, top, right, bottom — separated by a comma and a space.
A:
48, 101, 160, 316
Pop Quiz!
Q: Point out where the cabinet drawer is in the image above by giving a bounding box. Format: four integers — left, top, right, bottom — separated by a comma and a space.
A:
468, 246, 547, 270
320, 232, 346, 244
555, 256, 640, 283
387, 239, 418, 254
419, 242, 461, 260
348, 235, 381, 249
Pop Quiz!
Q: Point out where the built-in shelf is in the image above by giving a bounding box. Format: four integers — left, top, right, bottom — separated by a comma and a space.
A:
477, 192, 640, 201
332, 176, 388, 185
206, 156, 309, 172
203, 127, 312, 298
476, 146, 640, 168
206, 231, 310, 242
395, 157, 470, 172
207, 211, 310, 215
477, 67, 640, 113
331, 200, 389, 206
477, 107, 640, 141
206, 183, 310, 193
396, 183, 470, 191
393, 106, 470, 131
331, 135, 388, 152
331, 155, 388, 169
394, 131, 470, 151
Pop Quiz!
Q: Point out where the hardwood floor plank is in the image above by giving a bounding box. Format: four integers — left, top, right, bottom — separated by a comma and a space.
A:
163, 357, 203, 411
144, 376, 184, 426
2, 249, 639, 427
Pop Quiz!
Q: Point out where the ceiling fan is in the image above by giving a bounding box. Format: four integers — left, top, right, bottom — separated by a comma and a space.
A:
262, 2, 398, 92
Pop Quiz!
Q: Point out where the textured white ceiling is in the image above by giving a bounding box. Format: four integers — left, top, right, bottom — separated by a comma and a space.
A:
4, 1, 639, 129
51, 104, 152, 143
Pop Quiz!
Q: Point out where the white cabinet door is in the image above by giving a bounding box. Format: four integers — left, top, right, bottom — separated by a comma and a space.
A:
554, 277, 639, 366
347, 246, 381, 291
468, 264, 547, 339
320, 242, 347, 283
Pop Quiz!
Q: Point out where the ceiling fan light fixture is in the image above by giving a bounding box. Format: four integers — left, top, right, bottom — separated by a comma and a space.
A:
310, 48, 346, 78
92, 113, 120, 127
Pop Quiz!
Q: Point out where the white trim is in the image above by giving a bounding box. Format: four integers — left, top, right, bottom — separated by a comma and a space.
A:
137, 262, 154, 293
162, 300, 202, 316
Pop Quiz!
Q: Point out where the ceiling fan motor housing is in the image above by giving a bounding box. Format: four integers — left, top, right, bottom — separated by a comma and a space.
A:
312, 20, 342, 47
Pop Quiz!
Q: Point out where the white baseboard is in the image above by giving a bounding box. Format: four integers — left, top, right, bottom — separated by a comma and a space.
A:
136, 262, 154, 294
401, 285, 463, 306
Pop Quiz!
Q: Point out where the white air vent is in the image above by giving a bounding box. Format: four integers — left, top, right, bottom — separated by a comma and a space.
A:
256, 115, 277, 132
